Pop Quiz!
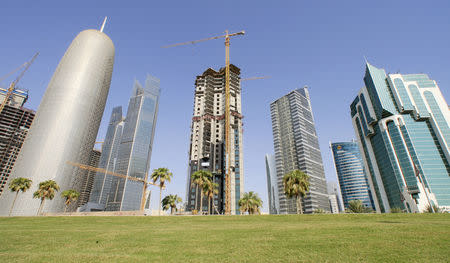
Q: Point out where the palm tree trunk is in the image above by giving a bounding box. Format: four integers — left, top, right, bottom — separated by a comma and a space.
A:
37, 199, 45, 216
64, 204, 67, 213
297, 196, 303, 214
159, 186, 162, 216
208, 197, 211, 215
195, 185, 199, 211
200, 190, 203, 215
9, 191, 19, 216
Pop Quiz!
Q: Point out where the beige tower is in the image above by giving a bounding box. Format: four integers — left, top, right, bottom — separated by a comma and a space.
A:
186, 64, 244, 215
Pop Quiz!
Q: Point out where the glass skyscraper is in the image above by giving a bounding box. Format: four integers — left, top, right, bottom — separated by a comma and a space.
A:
270, 87, 330, 214
265, 154, 279, 214
104, 75, 160, 211
83, 106, 124, 211
351, 62, 450, 213
330, 141, 375, 210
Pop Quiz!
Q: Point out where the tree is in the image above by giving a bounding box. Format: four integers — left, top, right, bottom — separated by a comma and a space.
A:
425, 204, 442, 213
61, 189, 80, 213
203, 180, 219, 215
162, 194, 182, 215
238, 191, 263, 215
346, 200, 373, 213
8, 177, 32, 216
283, 170, 310, 214
151, 168, 173, 216
33, 180, 60, 216
190, 170, 212, 215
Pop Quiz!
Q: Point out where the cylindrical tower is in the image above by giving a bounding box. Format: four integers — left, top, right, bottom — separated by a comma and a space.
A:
0, 29, 115, 216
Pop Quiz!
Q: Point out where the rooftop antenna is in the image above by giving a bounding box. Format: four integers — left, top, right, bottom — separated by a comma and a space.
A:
100, 16, 108, 32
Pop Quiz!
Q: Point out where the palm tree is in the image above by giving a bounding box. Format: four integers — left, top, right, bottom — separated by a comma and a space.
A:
346, 200, 372, 213
162, 194, 182, 215
203, 180, 219, 215
151, 168, 173, 216
283, 170, 310, 214
61, 189, 80, 213
425, 204, 441, 213
190, 170, 212, 214
238, 191, 263, 215
8, 177, 32, 216
33, 180, 60, 216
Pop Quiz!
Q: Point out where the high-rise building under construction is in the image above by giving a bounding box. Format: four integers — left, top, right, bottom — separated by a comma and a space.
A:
0, 89, 35, 196
0, 28, 115, 216
186, 65, 244, 215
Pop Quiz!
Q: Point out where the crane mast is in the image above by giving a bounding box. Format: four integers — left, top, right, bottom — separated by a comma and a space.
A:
0, 52, 39, 114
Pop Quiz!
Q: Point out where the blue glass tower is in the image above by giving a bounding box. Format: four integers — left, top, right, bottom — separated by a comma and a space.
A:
351, 63, 450, 213
330, 141, 375, 210
105, 75, 160, 211
83, 106, 124, 211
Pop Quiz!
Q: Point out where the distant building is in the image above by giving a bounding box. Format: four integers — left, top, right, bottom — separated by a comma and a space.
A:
330, 141, 375, 211
76, 149, 101, 209
0, 28, 115, 216
328, 195, 339, 214
327, 181, 344, 213
186, 65, 244, 215
270, 87, 330, 214
105, 75, 160, 211
351, 62, 450, 213
0, 89, 35, 196
84, 106, 124, 211
265, 154, 279, 214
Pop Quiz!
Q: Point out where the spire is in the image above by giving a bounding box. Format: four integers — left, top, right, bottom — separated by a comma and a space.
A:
100, 17, 108, 32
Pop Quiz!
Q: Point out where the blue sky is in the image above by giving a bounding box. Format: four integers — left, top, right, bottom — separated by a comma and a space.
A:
1, 1, 449, 212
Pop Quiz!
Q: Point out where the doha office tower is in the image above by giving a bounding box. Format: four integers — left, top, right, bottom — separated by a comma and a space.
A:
186, 65, 244, 215
270, 87, 329, 214
0, 29, 114, 216
330, 141, 375, 210
351, 63, 450, 213
104, 76, 160, 211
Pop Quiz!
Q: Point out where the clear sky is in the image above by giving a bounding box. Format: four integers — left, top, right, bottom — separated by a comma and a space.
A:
1, 0, 449, 212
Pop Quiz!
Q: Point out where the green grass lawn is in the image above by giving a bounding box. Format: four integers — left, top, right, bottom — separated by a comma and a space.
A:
0, 214, 449, 262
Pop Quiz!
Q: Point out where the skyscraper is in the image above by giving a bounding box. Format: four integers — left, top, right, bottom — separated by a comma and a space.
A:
0, 28, 115, 216
76, 149, 101, 208
84, 106, 124, 211
186, 65, 244, 215
330, 141, 375, 210
270, 87, 330, 214
0, 88, 35, 196
105, 75, 160, 211
265, 154, 279, 214
351, 62, 450, 213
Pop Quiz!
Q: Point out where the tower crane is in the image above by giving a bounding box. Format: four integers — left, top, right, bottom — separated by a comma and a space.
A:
0, 52, 39, 115
163, 30, 244, 215
67, 161, 163, 211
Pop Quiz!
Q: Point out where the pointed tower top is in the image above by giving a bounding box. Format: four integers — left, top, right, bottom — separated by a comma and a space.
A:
100, 16, 108, 32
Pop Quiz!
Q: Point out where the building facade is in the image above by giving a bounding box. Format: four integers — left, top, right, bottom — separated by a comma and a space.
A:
76, 149, 101, 208
265, 154, 279, 214
351, 62, 450, 213
84, 106, 124, 211
105, 76, 160, 211
186, 65, 244, 215
330, 141, 375, 210
270, 87, 330, 214
0, 89, 35, 196
0, 29, 115, 216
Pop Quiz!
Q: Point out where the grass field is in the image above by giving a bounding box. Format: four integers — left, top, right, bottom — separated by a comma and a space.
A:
0, 214, 449, 262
